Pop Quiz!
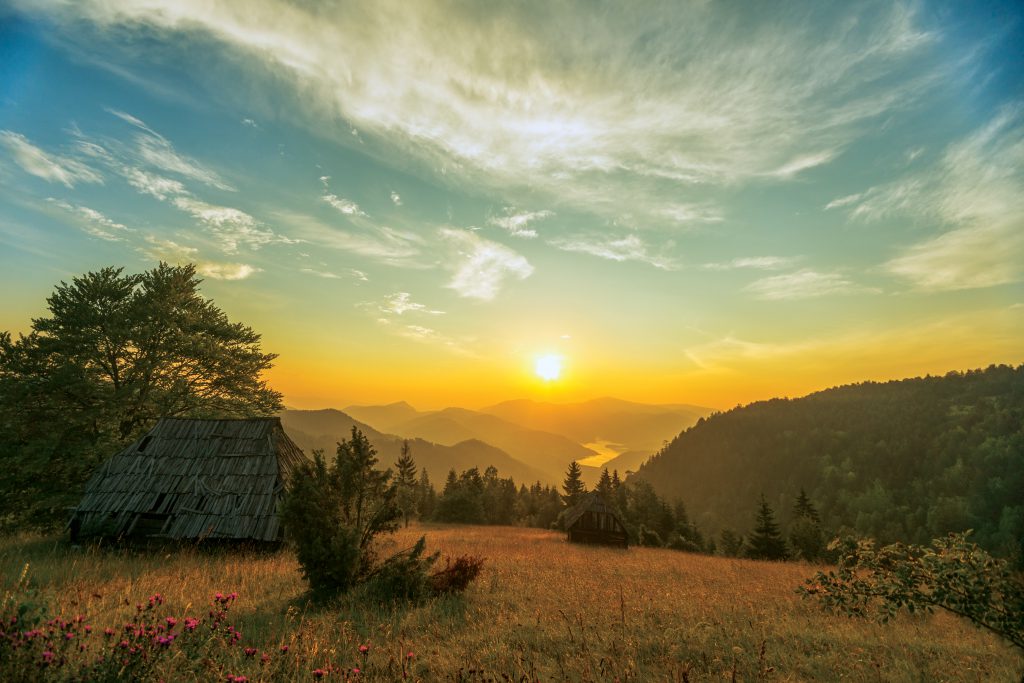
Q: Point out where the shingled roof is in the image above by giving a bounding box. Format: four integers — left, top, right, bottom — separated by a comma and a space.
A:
564, 491, 621, 528
564, 491, 629, 548
71, 417, 306, 542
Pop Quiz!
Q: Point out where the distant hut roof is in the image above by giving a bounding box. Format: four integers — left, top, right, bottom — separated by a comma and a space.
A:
72, 417, 306, 542
565, 492, 628, 548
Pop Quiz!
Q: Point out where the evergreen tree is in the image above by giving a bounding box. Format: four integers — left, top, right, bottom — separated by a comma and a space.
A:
394, 440, 418, 527
281, 428, 401, 594
790, 488, 825, 560
719, 528, 744, 557
793, 488, 820, 523
596, 467, 613, 498
561, 460, 586, 507
611, 469, 628, 512
417, 468, 437, 519
746, 495, 789, 560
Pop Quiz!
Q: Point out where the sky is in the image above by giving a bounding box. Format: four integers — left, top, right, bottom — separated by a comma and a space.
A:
1, 0, 1022, 410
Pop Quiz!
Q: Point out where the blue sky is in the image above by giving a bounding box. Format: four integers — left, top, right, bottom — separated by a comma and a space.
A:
1, 1, 1022, 408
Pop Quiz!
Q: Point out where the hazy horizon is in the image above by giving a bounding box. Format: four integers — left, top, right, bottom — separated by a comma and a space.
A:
2, 1, 1022, 411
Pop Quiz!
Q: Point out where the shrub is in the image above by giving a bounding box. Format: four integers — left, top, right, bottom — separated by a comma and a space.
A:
281, 428, 485, 602
363, 537, 439, 604
799, 532, 1024, 653
637, 526, 663, 547
428, 555, 486, 595
280, 428, 401, 596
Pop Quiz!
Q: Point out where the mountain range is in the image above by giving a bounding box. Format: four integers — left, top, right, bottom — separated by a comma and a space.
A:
282, 398, 711, 487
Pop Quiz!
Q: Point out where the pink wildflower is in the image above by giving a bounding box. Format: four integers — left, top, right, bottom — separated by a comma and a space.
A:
244, 647, 257, 657
42, 651, 55, 662
165, 617, 177, 629
359, 644, 370, 654
280, 645, 290, 653
312, 669, 325, 678
261, 653, 271, 664
104, 628, 115, 637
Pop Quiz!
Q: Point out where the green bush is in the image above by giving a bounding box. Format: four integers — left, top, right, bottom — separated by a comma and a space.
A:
800, 532, 1024, 653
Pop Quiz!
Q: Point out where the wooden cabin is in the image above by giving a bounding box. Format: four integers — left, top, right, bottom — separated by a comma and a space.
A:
69, 417, 306, 543
565, 492, 629, 548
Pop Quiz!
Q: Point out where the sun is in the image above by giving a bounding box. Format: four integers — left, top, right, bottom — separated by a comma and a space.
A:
534, 354, 563, 381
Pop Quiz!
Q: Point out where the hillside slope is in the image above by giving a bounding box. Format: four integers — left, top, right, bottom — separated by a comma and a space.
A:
631, 365, 1024, 556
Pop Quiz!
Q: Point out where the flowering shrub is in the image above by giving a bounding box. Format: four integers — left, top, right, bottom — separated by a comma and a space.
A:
0, 569, 425, 681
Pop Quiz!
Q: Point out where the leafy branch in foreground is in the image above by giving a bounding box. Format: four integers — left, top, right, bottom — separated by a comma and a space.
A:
799, 532, 1024, 653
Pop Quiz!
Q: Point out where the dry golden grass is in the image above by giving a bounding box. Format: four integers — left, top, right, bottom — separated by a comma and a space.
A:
2, 524, 1021, 681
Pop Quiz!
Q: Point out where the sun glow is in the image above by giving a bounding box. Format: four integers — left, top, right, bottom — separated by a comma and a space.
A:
534, 354, 563, 381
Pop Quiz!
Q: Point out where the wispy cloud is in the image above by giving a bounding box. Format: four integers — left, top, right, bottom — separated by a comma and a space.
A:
440, 228, 533, 300
390, 191, 402, 206
124, 167, 187, 200
141, 236, 260, 280
375, 292, 444, 316
830, 106, 1024, 290
173, 196, 292, 253
278, 212, 424, 266
703, 256, 799, 271
744, 269, 878, 300
24, 1, 948, 226
488, 209, 552, 239
684, 308, 1023, 377
1, 131, 103, 187
46, 198, 130, 241
319, 176, 367, 217
551, 233, 677, 270
106, 109, 233, 191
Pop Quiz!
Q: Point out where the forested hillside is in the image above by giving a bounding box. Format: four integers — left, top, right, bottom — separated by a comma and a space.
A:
632, 365, 1024, 558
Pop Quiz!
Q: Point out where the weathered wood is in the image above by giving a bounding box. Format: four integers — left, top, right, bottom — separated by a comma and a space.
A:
70, 417, 305, 543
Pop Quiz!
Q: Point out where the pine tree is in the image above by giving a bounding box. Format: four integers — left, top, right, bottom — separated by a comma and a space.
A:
561, 461, 586, 507
790, 488, 824, 560
417, 468, 437, 519
596, 467, 613, 498
719, 528, 744, 557
746, 494, 789, 560
793, 488, 820, 523
611, 469, 628, 512
394, 440, 418, 527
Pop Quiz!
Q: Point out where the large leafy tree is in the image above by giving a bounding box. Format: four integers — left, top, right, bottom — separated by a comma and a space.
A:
0, 263, 282, 529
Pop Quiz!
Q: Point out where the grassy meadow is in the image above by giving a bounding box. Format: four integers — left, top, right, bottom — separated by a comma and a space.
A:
2, 524, 1020, 682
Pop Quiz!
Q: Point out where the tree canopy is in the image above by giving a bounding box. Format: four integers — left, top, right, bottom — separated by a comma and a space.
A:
0, 262, 282, 530
633, 365, 1024, 561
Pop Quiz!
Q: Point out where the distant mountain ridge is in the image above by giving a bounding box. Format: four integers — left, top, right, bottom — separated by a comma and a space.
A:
631, 365, 1024, 558
344, 397, 712, 484
279, 408, 549, 486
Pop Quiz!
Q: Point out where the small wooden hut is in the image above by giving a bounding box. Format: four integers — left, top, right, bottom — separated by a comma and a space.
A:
565, 492, 629, 548
69, 417, 306, 543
